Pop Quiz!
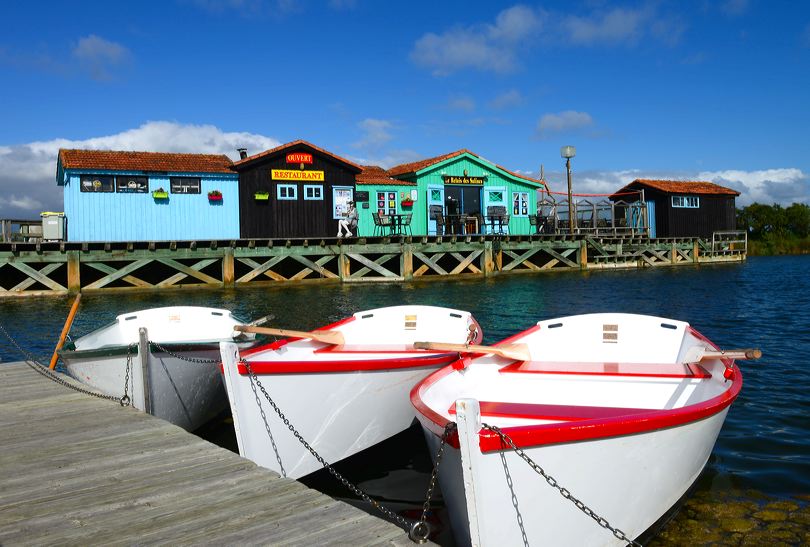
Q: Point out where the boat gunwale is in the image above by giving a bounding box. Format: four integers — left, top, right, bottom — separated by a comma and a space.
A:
411, 324, 743, 453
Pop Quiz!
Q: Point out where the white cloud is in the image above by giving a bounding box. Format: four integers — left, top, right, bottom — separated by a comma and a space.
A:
447, 95, 476, 112
489, 89, 524, 110
697, 168, 809, 206
352, 118, 394, 150
410, 5, 543, 76
0, 121, 280, 219
536, 110, 595, 139
72, 35, 131, 81
562, 7, 651, 46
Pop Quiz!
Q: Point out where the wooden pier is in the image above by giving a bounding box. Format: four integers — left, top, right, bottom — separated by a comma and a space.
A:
0, 361, 426, 545
0, 232, 747, 297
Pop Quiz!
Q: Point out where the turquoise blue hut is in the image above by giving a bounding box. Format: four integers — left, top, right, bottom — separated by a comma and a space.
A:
386, 150, 547, 235
57, 149, 239, 242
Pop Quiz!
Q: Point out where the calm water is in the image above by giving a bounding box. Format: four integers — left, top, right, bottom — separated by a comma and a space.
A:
1, 256, 808, 539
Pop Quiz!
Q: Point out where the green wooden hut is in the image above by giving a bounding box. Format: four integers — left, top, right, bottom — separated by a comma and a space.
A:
385, 150, 547, 235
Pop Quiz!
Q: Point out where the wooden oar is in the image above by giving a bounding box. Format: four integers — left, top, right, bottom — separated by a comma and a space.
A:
234, 324, 345, 345
683, 346, 762, 363
413, 341, 530, 361
49, 293, 82, 369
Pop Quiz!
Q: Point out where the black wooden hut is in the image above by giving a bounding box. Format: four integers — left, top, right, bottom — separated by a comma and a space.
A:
611, 179, 740, 239
233, 140, 361, 239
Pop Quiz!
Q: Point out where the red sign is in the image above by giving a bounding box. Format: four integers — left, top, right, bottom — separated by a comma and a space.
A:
286, 153, 313, 164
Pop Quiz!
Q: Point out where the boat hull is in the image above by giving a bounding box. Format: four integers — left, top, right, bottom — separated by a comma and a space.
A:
222, 342, 452, 478
421, 402, 730, 546
62, 344, 227, 432
220, 304, 482, 479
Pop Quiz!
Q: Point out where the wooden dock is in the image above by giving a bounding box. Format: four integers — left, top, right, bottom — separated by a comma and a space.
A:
0, 361, 426, 546
0, 232, 747, 297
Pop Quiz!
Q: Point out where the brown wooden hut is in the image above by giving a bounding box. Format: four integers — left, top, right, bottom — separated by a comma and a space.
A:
233, 140, 362, 238
611, 179, 740, 238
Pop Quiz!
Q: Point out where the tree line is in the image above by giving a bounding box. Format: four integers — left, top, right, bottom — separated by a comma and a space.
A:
736, 202, 810, 254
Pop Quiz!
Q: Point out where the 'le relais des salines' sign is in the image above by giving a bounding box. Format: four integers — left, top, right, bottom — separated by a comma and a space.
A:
442, 174, 486, 185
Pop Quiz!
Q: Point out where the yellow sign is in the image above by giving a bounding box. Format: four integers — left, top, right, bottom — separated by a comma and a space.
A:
271, 169, 325, 181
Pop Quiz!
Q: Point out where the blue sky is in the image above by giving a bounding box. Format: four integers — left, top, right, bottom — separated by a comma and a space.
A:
1, 0, 808, 218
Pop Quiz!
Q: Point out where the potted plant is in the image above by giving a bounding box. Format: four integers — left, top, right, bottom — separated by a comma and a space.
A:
254, 191, 270, 201
152, 187, 169, 199
401, 198, 414, 207
208, 190, 223, 201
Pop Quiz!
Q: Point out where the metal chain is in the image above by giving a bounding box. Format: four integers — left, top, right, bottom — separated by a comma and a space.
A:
0, 322, 124, 403
242, 359, 415, 532
147, 341, 220, 364
482, 423, 642, 547
411, 421, 457, 543
121, 344, 132, 406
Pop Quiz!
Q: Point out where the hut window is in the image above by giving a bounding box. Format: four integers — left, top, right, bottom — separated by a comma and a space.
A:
376, 191, 396, 215
304, 185, 323, 200
430, 189, 442, 201
116, 176, 149, 193
277, 184, 298, 200
80, 175, 114, 193
512, 192, 529, 216
170, 177, 201, 194
672, 196, 699, 208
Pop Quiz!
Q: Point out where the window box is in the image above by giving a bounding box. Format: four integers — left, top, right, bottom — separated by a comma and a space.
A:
401, 199, 414, 207
208, 190, 223, 201
152, 188, 169, 199
254, 191, 270, 201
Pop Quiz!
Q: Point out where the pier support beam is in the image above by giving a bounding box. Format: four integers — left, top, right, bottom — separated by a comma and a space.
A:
222, 248, 235, 287
579, 240, 588, 270
67, 251, 80, 294
481, 240, 494, 276
402, 243, 413, 280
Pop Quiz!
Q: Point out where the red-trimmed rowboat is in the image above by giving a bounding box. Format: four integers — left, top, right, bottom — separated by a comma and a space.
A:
220, 305, 482, 479
411, 313, 745, 546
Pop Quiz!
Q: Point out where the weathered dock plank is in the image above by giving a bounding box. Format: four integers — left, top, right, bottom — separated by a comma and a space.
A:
0, 362, 426, 546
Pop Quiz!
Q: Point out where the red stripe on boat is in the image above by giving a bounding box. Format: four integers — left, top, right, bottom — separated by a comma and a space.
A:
238, 352, 459, 374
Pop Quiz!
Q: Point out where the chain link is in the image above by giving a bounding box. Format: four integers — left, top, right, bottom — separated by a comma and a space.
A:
0, 321, 124, 403
482, 423, 643, 547
147, 341, 221, 364
242, 359, 416, 531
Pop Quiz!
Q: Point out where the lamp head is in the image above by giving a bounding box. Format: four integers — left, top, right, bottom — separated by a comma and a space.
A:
560, 145, 576, 159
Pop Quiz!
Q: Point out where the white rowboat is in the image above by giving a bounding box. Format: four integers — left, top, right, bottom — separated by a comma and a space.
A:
220, 304, 482, 479
60, 306, 255, 431
411, 313, 747, 546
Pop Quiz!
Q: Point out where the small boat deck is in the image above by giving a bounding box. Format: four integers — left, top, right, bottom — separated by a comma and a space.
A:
0, 361, 423, 546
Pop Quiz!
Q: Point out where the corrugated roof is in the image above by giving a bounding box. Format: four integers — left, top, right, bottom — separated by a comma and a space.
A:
620, 179, 740, 196
356, 166, 416, 186
58, 149, 235, 173
231, 139, 363, 172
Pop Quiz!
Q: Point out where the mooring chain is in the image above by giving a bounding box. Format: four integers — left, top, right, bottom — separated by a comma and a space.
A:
121, 344, 133, 407
411, 421, 457, 544
242, 360, 421, 534
0, 322, 124, 404
147, 341, 220, 364
482, 423, 642, 547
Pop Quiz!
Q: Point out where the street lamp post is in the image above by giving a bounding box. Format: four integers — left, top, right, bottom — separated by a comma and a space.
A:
560, 145, 576, 233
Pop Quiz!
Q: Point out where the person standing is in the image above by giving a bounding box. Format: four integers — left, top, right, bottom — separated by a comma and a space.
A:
337, 201, 358, 237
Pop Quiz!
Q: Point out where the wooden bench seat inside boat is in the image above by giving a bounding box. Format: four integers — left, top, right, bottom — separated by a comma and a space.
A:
448, 401, 653, 421
314, 344, 449, 353
499, 360, 712, 378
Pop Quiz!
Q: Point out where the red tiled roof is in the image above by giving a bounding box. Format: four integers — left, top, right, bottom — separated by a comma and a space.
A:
58, 149, 235, 173
356, 166, 416, 186
620, 179, 740, 196
387, 149, 470, 177
231, 139, 363, 172
387, 148, 547, 189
